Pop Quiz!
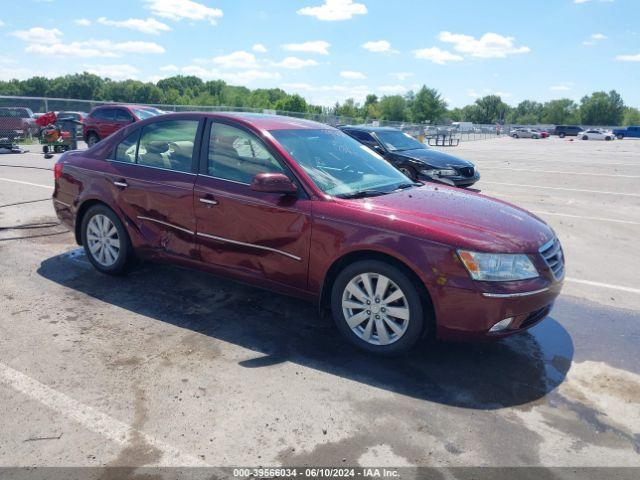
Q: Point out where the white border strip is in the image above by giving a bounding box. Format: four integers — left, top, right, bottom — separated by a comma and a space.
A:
565, 277, 640, 295
481, 167, 640, 179
482, 181, 640, 197
0, 362, 206, 466
0, 177, 54, 190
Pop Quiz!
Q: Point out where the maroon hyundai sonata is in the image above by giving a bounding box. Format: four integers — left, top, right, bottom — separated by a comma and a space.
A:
52, 112, 564, 355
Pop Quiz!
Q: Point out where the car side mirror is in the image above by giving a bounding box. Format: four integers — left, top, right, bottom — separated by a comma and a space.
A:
250, 173, 298, 195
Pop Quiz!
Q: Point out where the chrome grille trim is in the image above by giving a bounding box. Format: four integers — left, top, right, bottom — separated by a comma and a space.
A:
539, 237, 565, 280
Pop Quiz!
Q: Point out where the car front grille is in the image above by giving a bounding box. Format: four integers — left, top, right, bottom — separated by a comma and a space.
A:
457, 166, 475, 177
539, 237, 564, 280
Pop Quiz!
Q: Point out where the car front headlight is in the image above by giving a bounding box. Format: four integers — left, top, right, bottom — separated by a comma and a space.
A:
422, 168, 457, 177
457, 250, 539, 281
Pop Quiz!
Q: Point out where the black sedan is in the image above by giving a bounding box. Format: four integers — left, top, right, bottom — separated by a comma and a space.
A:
339, 125, 479, 187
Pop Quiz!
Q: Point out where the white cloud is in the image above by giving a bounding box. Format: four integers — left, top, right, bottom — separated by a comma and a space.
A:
74, 18, 92, 26
282, 82, 314, 91
160, 64, 179, 72
0, 20, 5, 28
145, 0, 223, 24
574, 0, 614, 4
438, 31, 530, 58
10, 27, 62, 44
340, 70, 366, 79
97, 17, 171, 35
390, 72, 413, 81
26, 40, 165, 58
84, 64, 140, 80
181, 65, 280, 84
282, 40, 330, 55
549, 84, 572, 91
297, 0, 367, 21
362, 40, 395, 53
583, 32, 607, 45
376, 85, 407, 94
413, 47, 463, 64
212, 51, 258, 69
272, 56, 319, 69
252, 43, 267, 53
615, 53, 640, 61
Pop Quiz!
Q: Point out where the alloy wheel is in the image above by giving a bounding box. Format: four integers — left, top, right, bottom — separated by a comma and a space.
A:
341, 272, 410, 346
86, 214, 121, 267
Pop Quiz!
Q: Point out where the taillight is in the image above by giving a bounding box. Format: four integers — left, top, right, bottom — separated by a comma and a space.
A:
54, 162, 63, 180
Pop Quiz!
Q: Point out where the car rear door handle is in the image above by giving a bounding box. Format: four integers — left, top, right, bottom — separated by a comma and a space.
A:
199, 198, 218, 206
113, 180, 128, 188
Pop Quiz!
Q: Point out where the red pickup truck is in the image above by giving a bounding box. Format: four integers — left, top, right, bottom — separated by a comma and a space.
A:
0, 107, 38, 141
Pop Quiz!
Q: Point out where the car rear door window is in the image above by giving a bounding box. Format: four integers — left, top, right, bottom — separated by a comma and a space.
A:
113, 130, 140, 163
207, 123, 284, 184
136, 120, 199, 173
92, 108, 115, 121
115, 109, 134, 123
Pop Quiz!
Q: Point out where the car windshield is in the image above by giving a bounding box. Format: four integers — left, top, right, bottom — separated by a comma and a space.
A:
270, 129, 413, 197
131, 107, 163, 120
375, 130, 425, 151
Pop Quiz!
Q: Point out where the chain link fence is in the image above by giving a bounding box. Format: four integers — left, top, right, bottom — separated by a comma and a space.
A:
0, 95, 527, 151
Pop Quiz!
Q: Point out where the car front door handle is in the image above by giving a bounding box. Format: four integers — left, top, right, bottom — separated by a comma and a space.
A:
113, 180, 128, 188
199, 198, 218, 206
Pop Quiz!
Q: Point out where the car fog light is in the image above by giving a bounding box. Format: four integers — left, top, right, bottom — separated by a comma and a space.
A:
489, 317, 513, 333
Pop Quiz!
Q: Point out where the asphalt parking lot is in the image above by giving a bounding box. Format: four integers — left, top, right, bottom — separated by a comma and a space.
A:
0, 136, 639, 470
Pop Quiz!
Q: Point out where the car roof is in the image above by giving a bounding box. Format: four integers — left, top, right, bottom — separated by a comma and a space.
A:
340, 124, 400, 133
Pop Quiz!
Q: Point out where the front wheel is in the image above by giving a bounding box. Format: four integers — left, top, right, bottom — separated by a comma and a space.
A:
81, 204, 133, 275
605, 136, 612, 141
86, 133, 100, 147
559, 133, 565, 138
532, 135, 539, 139
616, 134, 624, 140
582, 135, 589, 140
331, 260, 426, 356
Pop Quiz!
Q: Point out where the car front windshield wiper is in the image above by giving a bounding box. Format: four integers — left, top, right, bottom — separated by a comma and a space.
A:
394, 182, 420, 190
335, 189, 390, 199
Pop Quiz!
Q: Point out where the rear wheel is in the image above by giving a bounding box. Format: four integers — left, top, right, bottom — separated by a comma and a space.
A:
616, 134, 624, 140
532, 134, 539, 139
582, 135, 589, 140
86, 133, 100, 147
331, 260, 426, 356
605, 136, 612, 141
81, 204, 133, 275
559, 133, 565, 138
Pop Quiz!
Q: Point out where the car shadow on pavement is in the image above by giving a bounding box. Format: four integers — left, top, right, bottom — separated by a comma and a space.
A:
38, 251, 573, 410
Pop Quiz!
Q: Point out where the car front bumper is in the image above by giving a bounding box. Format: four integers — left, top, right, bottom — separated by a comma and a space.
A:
433, 279, 563, 341
418, 171, 480, 187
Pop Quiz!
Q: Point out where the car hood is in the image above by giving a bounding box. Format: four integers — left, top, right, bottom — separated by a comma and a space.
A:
392, 148, 474, 168
334, 184, 553, 253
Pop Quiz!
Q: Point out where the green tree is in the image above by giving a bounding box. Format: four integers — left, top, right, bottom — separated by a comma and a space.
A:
509, 100, 543, 124
335, 98, 361, 119
622, 107, 640, 126
540, 99, 579, 125
409, 86, 447, 123
467, 95, 510, 124
362, 94, 380, 119
579, 90, 625, 126
274, 94, 308, 113
378, 95, 408, 121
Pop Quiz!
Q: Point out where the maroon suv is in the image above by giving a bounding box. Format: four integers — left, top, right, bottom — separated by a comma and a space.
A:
53, 113, 564, 355
83, 104, 164, 147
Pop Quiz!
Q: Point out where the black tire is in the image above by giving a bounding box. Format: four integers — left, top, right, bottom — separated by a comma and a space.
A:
616, 134, 624, 140
559, 133, 565, 138
512, 134, 519, 138
605, 136, 612, 141
532, 135, 539, 139
81, 204, 134, 276
330, 259, 427, 356
398, 166, 417, 181
42, 146, 49, 154
582, 135, 589, 140
86, 133, 100, 147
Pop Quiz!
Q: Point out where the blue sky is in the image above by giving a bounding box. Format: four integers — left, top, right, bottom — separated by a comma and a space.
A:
1, 0, 639, 107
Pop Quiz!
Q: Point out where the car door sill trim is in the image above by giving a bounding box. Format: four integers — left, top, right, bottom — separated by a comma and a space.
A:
196, 232, 302, 261
137, 216, 195, 235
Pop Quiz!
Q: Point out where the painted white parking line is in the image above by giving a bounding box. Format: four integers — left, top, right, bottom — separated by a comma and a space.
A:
529, 210, 640, 226
483, 181, 640, 197
0, 362, 207, 466
481, 167, 640, 178
0, 177, 54, 190
479, 159, 640, 166
565, 278, 640, 295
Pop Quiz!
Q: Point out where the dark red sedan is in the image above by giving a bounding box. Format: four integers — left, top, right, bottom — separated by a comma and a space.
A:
83, 104, 164, 147
53, 113, 564, 355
